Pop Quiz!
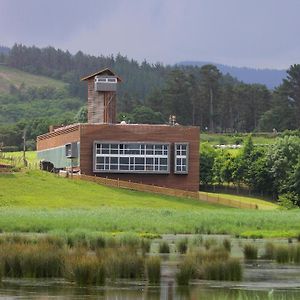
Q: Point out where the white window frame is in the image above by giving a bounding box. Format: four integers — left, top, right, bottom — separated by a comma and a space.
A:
174, 143, 189, 174
93, 141, 170, 174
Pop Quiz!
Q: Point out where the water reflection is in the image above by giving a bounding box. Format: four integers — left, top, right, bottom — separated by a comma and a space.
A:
1, 277, 300, 300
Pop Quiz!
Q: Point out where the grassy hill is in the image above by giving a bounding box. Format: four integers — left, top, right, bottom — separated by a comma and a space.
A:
0, 65, 66, 93
0, 170, 298, 238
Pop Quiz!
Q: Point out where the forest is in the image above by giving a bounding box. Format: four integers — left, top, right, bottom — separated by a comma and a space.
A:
0, 44, 299, 150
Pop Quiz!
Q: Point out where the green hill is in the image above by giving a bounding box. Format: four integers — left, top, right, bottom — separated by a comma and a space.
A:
0, 170, 298, 238
0, 66, 83, 149
0, 65, 66, 93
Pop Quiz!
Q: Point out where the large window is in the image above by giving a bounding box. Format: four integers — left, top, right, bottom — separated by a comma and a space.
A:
174, 143, 189, 174
94, 142, 170, 174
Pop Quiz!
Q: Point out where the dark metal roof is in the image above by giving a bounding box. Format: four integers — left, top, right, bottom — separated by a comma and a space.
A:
80, 68, 122, 82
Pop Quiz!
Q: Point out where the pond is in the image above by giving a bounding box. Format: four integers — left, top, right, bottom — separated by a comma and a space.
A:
1, 260, 300, 299
1, 234, 300, 299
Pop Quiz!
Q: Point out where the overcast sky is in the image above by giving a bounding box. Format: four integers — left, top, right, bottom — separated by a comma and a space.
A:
0, 0, 299, 69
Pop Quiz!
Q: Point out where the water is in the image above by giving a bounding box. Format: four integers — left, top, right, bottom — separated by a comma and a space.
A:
1, 260, 300, 299
1, 235, 300, 299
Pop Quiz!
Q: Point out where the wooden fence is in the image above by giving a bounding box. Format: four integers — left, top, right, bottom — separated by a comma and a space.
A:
78, 174, 258, 210
198, 192, 258, 209
79, 174, 198, 199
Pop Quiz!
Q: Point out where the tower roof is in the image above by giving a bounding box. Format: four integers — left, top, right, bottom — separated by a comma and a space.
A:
80, 68, 122, 82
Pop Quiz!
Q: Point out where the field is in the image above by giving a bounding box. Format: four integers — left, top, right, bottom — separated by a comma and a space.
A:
0, 65, 66, 93
0, 170, 299, 238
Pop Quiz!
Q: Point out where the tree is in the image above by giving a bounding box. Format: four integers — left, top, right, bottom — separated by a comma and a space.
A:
199, 143, 217, 185
266, 135, 300, 196
199, 65, 221, 132
131, 106, 165, 124
74, 106, 88, 123
281, 64, 300, 128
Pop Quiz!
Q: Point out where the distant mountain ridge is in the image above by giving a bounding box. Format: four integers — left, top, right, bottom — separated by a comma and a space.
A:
178, 61, 287, 89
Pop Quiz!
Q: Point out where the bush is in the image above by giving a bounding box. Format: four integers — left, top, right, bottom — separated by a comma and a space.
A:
243, 244, 258, 259
146, 256, 161, 284
278, 193, 299, 209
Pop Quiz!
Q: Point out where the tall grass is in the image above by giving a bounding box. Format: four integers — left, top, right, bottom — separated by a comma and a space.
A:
176, 258, 194, 285
263, 242, 275, 259
159, 241, 170, 253
1, 206, 300, 238
223, 238, 231, 252
0, 235, 151, 284
176, 247, 242, 285
201, 258, 242, 281
66, 254, 105, 285
97, 247, 145, 280
146, 256, 161, 284
263, 243, 300, 264
275, 246, 290, 263
0, 242, 64, 278
243, 244, 258, 259
176, 238, 188, 254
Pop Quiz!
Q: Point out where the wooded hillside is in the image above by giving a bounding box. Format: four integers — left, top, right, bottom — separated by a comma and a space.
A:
0, 44, 299, 150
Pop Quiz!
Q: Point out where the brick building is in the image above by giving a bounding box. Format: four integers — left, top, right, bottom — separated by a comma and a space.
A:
37, 68, 200, 192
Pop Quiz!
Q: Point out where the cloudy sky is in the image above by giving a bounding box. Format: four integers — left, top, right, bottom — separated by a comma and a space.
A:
0, 0, 299, 69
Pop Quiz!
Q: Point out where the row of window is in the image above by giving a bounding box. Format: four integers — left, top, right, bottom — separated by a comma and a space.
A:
93, 142, 188, 174
96, 143, 168, 156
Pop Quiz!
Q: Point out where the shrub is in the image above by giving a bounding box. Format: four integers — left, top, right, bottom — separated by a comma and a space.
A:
159, 241, 170, 253
243, 244, 258, 259
146, 256, 161, 284
176, 238, 188, 254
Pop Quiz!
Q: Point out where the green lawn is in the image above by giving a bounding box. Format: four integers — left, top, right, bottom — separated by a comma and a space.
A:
0, 170, 299, 238
0, 170, 220, 210
0, 65, 66, 93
